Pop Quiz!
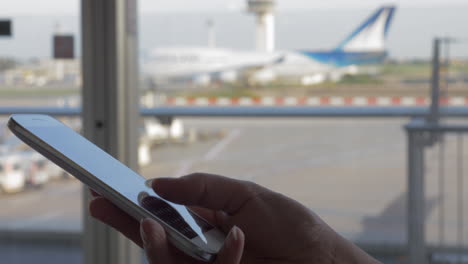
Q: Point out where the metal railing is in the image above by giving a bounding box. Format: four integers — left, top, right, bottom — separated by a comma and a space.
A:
406, 120, 468, 264
2, 106, 468, 118
405, 37, 468, 264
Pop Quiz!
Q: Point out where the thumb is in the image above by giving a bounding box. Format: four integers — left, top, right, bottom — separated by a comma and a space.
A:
140, 218, 174, 264
215, 226, 245, 264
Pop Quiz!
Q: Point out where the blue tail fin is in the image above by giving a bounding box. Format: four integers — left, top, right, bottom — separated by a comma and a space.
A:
335, 6, 396, 52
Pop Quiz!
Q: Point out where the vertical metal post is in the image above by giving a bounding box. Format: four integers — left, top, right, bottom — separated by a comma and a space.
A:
408, 130, 427, 264
81, 0, 141, 264
429, 38, 441, 124
457, 134, 464, 263
438, 133, 445, 247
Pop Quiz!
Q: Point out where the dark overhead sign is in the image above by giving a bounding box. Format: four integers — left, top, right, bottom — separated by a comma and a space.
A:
53, 35, 74, 59
0, 20, 12, 36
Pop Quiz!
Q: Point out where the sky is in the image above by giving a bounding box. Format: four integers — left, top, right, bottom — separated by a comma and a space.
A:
0, 0, 467, 15
0, 0, 467, 59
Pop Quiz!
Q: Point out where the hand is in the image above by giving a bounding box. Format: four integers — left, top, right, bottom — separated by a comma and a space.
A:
89, 173, 380, 263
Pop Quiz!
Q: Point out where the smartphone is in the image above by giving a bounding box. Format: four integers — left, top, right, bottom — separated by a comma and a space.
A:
8, 114, 225, 262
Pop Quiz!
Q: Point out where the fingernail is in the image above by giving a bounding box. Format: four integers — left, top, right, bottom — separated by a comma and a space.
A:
145, 179, 154, 188
226, 226, 239, 246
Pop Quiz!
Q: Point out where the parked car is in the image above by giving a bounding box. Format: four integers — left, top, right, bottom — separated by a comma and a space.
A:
0, 155, 26, 193
143, 118, 184, 142
20, 151, 50, 187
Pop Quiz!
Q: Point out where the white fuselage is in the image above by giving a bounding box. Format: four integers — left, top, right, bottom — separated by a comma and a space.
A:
143, 47, 333, 85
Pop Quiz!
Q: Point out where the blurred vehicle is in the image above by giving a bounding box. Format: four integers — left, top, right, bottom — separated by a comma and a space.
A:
20, 151, 50, 187
0, 154, 26, 193
143, 118, 184, 142
144, 6, 396, 86
138, 118, 185, 167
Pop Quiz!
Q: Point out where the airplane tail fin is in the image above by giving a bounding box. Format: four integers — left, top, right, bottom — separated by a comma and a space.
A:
335, 6, 396, 52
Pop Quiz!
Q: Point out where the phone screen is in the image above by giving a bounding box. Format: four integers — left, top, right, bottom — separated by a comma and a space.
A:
139, 194, 213, 239
10, 115, 213, 244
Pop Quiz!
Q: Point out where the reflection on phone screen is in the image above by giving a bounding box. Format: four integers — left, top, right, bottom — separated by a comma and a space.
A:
139, 193, 213, 241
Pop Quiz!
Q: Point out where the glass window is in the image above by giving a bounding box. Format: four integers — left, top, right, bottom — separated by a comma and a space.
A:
138, 1, 468, 262
1, 1, 467, 263
0, 1, 81, 263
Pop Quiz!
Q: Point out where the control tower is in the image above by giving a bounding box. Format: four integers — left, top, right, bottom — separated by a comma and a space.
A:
247, 0, 275, 52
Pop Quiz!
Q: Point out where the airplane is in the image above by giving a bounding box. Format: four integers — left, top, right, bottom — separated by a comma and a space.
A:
143, 5, 396, 88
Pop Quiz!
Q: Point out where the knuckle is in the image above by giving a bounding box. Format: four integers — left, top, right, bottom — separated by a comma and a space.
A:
179, 173, 201, 185
242, 181, 262, 195
242, 181, 273, 203
183, 172, 206, 181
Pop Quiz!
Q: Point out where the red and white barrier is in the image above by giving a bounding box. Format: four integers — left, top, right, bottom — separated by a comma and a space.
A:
163, 96, 468, 107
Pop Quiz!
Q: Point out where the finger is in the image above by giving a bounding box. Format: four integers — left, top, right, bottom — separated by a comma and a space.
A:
189, 207, 217, 224
215, 226, 245, 264
189, 207, 231, 232
140, 218, 175, 264
89, 197, 143, 247
150, 173, 263, 214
